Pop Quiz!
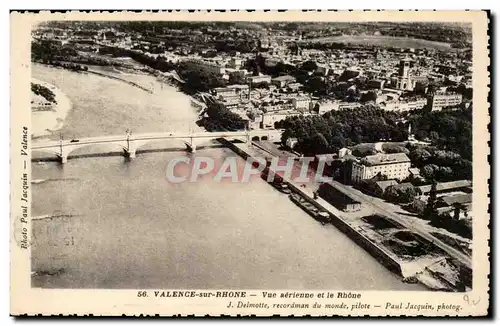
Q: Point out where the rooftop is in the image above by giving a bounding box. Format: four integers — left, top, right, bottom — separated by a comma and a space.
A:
375, 180, 398, 192
272, 75, 296, 82
361, 153, 411, 166
418, 180, 472, 194
408, 167, 421, 175
440, 193, 473, 206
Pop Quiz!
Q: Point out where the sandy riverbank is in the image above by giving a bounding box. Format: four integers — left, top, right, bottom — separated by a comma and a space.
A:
89, 64, 207, 115
31, 78, 73, 139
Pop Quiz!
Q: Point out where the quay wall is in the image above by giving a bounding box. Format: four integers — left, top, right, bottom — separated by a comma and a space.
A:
220, 139, 403, 277
286, 181, 403, 276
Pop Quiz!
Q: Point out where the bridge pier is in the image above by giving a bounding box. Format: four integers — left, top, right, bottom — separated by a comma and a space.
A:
124, 139, 137, 159
185, 137, 197, 153
124, 149, 136, 159
58, 147, 70, 164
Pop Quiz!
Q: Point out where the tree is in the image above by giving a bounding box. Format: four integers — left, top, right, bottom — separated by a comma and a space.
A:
278, 106, 409, 156
246, 111, 256, 121
409, 147, 432, 166
429, 131, 440, 142
422, 164, 438, 180
360, 91, 377, 103
312, 102, 320, 113
307, 132, 330, 155
384, 184, 417, 203
452, 202, 467, 220
422, 180, 438, 220
301, 60, 318, 72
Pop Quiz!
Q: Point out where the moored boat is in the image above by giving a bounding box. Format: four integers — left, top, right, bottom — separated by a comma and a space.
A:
289, 193, 330, 225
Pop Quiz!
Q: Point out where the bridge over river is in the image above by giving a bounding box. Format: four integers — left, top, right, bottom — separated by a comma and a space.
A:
32, 129, 283, 163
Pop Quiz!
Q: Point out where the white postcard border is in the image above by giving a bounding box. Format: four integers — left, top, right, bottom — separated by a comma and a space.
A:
10, 10, 490, 316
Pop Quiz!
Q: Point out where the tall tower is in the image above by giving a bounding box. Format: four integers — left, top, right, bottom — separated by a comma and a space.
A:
398, 58, 412, 78
397, 58, 414, 91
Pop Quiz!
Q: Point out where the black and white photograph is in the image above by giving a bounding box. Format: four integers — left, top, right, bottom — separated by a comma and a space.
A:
10, 10, 490, 316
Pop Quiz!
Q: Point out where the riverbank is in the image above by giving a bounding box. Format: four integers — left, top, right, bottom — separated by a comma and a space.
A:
85, 68, 153, 93
31, 63, 203, 139
87, 64, 207, 113
223, 140, 470, 292
31, 78, 73, 139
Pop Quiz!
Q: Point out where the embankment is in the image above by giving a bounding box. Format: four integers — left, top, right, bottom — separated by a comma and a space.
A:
220, 139, 403, 276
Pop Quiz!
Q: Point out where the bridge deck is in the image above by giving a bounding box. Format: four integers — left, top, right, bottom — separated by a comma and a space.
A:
32, 130, 283, 150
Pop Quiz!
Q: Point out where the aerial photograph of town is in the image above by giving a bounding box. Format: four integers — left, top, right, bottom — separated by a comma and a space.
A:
30, 20, 473, 292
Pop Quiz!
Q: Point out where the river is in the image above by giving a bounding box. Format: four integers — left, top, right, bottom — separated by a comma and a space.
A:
31, 64, 423, 290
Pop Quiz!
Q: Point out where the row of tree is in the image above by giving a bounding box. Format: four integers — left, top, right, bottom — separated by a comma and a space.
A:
31, 83, 57, 104
98, 46, 228, 95
176, 62, 227, 95
408, 107, 472, 160
276, 106, 408, 155
99, 46, 177, 72
199, 102, 246, 131
50, 61, 89, 72
31, 40, 78, 63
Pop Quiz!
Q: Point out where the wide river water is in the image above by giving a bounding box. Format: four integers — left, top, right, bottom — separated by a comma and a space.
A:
31, 63, 423, 290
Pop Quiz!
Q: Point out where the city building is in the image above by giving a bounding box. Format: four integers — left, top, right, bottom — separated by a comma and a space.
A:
315, 101, 338, 114
316, 64, 330, 76
418, 180, 472, 195
271, 75, 296, 88
380, 98, 427, 112
183, 58, 225, 74
368, 79, 386, 90
213, 87, 237, 98
408, 98, 428, 110
351, 153, 411, 183
229, 57, 243, 69
396, 58, 417, 91
260, 111, 309, 129
436, 193, 473, 219
317, 183, 362, 212
292, 96, 311, 110
337, 101, 363, 111
412, 191, 472, 217
247, 74, 272, 85
427, 92, 463, 111
287, 82, 302, 91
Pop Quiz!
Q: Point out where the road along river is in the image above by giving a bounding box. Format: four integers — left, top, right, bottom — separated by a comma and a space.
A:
31, 64, 424, 290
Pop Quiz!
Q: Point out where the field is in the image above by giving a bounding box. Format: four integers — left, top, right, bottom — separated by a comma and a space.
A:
306, 35, 453, 50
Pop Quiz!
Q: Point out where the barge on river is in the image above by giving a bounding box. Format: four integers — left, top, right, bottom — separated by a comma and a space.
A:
289, 193, 331, 225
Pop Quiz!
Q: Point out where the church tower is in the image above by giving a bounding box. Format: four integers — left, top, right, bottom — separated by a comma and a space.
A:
397, 57, 415, 91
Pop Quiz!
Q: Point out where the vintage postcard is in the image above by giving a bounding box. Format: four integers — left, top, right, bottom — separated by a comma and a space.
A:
10, 10, 490, 316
